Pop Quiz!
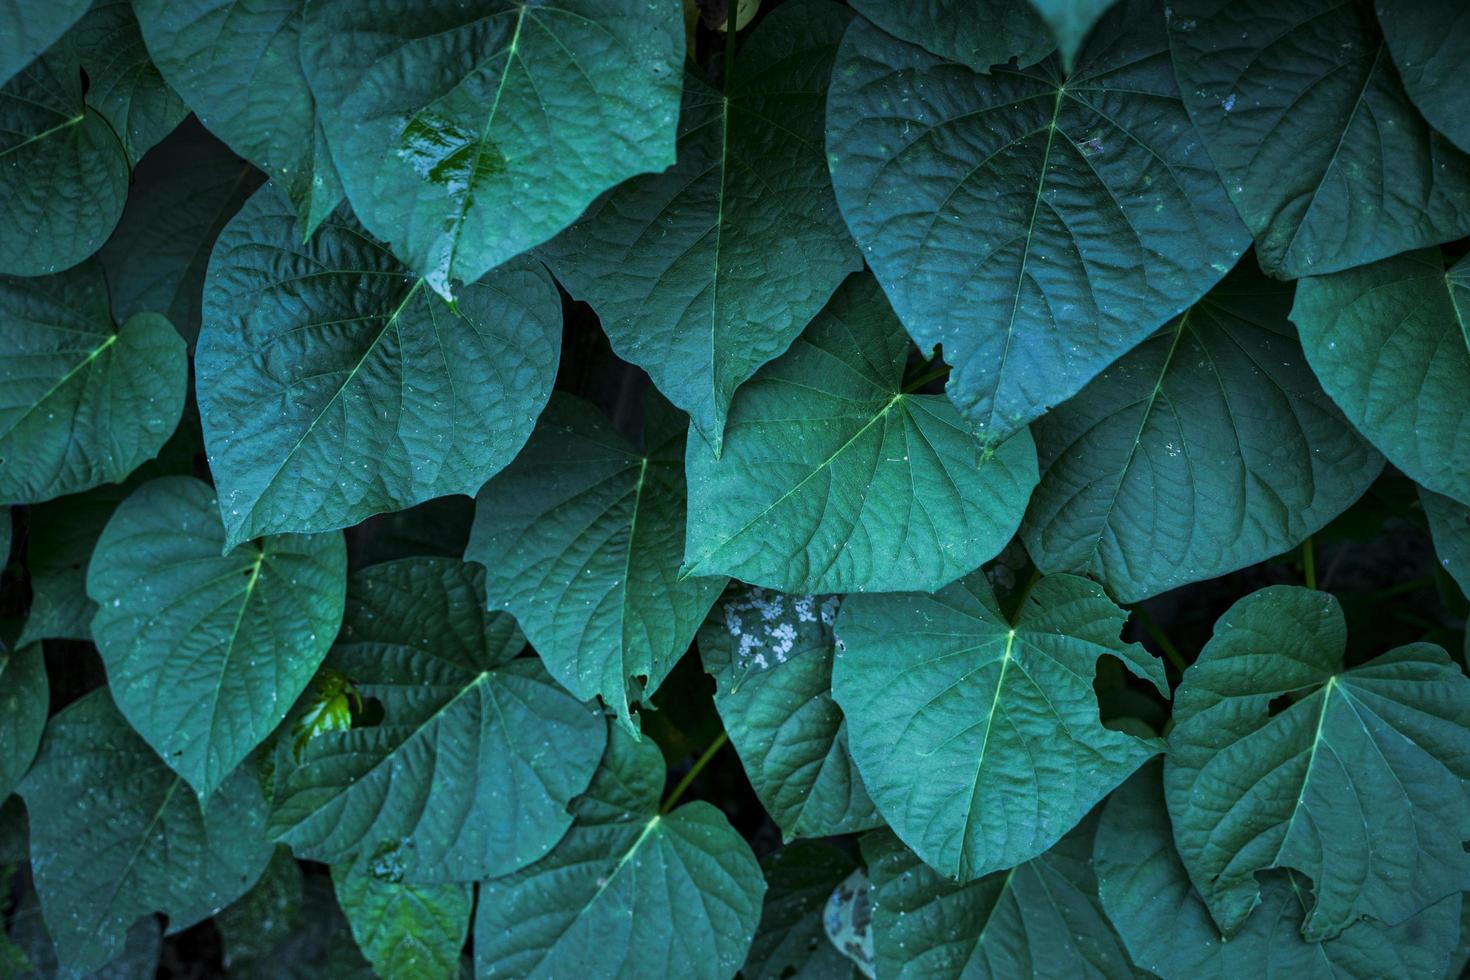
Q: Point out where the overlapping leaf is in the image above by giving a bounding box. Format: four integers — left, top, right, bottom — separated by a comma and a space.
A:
0, 263, 187, 505
682, 273, 1038, 593
1169, 0, 1470, 278
827, 0, 1246, 445
742, 841, 861, 980
541, 0, 859, 452
1027, 0, 1120, 67
17, 689, 273, 975
0, 0, 88, 85
847, 0, 1051, 73
270, 557, 606, 881
1376, 0, 1470, 154
331, 865, 469, 980
1423, 489, 1470, 597
1165, 586, 1470, 940
0, 644, 45, 800
197, 182, 561, 546
474, 727, 766, 979
1022, 259, 1382, 602
833, 572, 1166, 880
468, 393, 727, 727
300, 0, 684, 297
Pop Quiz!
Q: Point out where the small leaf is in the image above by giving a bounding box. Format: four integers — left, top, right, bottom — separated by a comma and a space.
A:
270, 557, 606, 881
849, 0, 1053, 73
1376, 0, 1470, 154
17, 689, 274, 975
682, 273, 1038, 593
833, 572, 1166, 880
300, 0, 685, 297
468, 392, 727, 728
1423, 488, 1470, 599
1165, 585, 1470, 940
741, 841, 860, 980
331, 863, 470, 980
474, 726, 766, 979
0, 644, 46, 800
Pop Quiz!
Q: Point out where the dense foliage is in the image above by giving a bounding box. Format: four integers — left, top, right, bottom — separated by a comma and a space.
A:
2, 0, 1469, 976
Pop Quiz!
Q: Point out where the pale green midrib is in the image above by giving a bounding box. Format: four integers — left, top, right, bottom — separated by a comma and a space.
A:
0, 331, 117, 441
958, 628, 1017, 875
614, 455, 652, 714
683, 392, 907, 576
705, 92, 732, 446
0, 111, 84, 160
1445, 272, 1470, 356
86, 776, 183, 946
551, 814, 662, 955
1279, 676, 1337, 856
968, 865, 1018, 963
195, 545, 268, 793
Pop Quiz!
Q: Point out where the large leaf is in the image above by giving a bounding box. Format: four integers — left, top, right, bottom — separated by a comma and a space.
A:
468, 392, 727, 728
0, 644, 46, 800
331, 864, 470, 980
833, 572, 1166, 881
0, 0, 186, 276
270, 557, 606, 881
197, 181, 561, 547
474, 726, 766, 979
540, 0, 859, 452
0, 0, 88, 86
0, 263, 187, 505
1164, 585, 1470, 940
87, 476, 346, 799
1376, 1, 1470, 154
16, 689, 273, 975
848, 0, 1052, 74
698, 585, 879, 839
1096, 763, 1463, 980
1021, 258, 1382, 602
863, 819, 1135, 979
827, 0, 1246, 445
99, 120, 264, 345
300, 0, 685, 298
682, 273, 1038, 593
1292, 249, 1470, 507
1169, 0, 1470, 278
742, 841, 860, 980
1424, 489, 1470, 598
134, 0, 342, 236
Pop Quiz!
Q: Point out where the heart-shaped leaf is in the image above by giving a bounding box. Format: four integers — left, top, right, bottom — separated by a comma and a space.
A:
331, 864, 469, 980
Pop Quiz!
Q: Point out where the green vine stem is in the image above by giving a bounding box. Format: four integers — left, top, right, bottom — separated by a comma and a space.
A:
661, 731, 729, 813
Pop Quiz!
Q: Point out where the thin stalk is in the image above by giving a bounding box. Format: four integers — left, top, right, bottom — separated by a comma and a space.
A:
661, 731, 729, 813
1004, 566, 1042, 622
1302, 536, 1317, 591
903, 362, 951, 393
1133, 606, 1188, 674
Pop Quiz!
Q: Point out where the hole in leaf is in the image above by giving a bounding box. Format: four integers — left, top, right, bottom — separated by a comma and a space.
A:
1267, 693, 1294, 717
357, 696, 385, 727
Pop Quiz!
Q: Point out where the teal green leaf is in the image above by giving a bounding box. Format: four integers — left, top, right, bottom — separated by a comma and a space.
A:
474, 726, 766, 979
331, 864, 470, 980
848, 0, 1052, 74
270, 557, 605, 881
197, 182, 562, 547
1293, 249, 1470, 506
698, 585, 879, 839
468, 393, 727, 728
0, 0, 88, 86
16, 689, 273, 975
827, 0, 1247, 445
742, 841, 860, 980
539, 0, 859, 452
99, 120, 264, 345
1424, 489, 1470, 598
9, 886, 163, 980
1026, 1, 1120, 68
300, 0, 684, 298
1376, 1, 1470, 154
217, 849, 306, 974
833, 572, 1166, 880
682, 274, 1038, 593
823, 868, 874, 978
1096, 763, 1462, 980
18, 486, 126, 646
0, 644, 46, 800
1164, 585, 1470, 940
863, 818, 1136, 979
1021, 258, 1382, 603
1169, 0, 1470, 278
87, 476, 346, 799
134, 0, 343, 236
0, 263, 187, 505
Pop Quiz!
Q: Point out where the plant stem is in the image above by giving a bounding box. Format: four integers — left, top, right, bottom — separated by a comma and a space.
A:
1302, 536, 1317, 591
902, 362, 951, 393
1133, 606, 1188, 674
661, 731, 729, 813
1004, 566, 1042, 622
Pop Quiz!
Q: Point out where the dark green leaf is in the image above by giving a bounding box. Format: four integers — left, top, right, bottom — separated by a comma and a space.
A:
270, 557, 606, 881
1096, 763, 1462, 980
8, 885, 164, 980
196, 182, 562, 547
1021, 258, 1382, 602
17, 689, 273, 975
300, 0, 685, 297
863, 817, 1135, 979
0, 0, 88, 86
698, 585, 879, 839
474, 726, 765, 979
217, 849, 306, 975
88, 476, 347, 799
218, 855, 375, 980
1292, 249, 1470, 506
18, 490, 120, 647
849, 0, 1052, 73
134, 0, 343, 236
0, 263, 187, 505
827, 0, 1246, 445
468, 393, 727, 728
331, 864, 469, 980
1376, 0, 1470, 154
0, 644, 46, 800
682, 274, 1038, 593
742, 841, 860, 980
833, 572, 1166, 880
1165, 585, 1470, 940
1169, 0, 1470, 277
1423, 489, 1470, 599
